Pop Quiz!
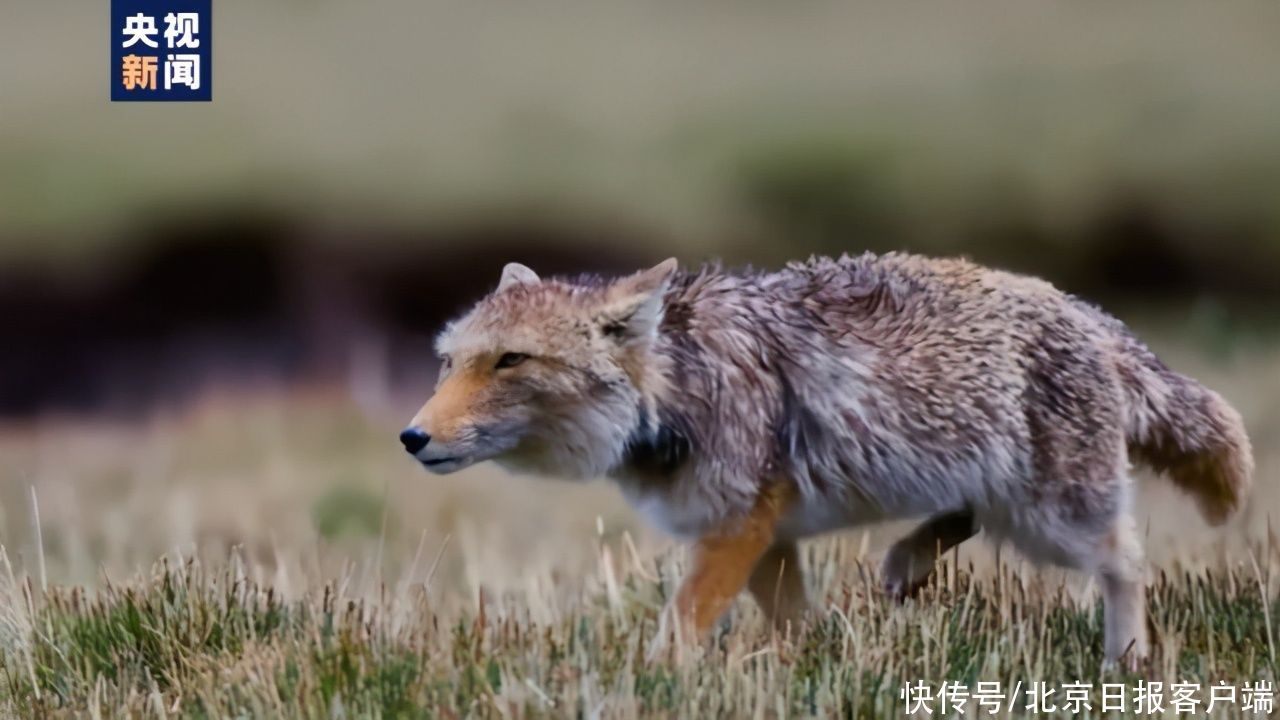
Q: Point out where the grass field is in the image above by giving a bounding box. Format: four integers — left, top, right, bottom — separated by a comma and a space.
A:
0, 333, 1278, 717
3, 542, 1280, 717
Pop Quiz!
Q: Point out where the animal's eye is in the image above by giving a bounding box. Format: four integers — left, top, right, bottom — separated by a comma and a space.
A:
495, 352, 529, 369
440, 356, 453, 371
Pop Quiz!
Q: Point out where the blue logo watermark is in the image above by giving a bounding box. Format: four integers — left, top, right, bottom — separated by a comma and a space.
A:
111, 0, 211, 101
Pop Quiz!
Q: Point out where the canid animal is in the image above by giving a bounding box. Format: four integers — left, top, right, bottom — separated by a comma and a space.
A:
399, 253, 1253, 665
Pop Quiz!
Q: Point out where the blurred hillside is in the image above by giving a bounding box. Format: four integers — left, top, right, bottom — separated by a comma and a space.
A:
2, 0, 1280, 416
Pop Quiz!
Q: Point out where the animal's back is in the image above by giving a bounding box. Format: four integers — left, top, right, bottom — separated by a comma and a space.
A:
749, 254, 1107, 520
688, 252, 1249, 544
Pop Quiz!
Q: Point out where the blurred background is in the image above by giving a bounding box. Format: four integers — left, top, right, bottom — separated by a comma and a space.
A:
2, 0, 1279, 603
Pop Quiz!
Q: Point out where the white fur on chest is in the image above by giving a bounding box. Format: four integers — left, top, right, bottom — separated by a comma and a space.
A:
614, 468, 877, 541
616, 470, 968, 542
622, 484, 878, 541
611, 436, 982, 540
626, 492, 712, 539
612, 467, 724, 539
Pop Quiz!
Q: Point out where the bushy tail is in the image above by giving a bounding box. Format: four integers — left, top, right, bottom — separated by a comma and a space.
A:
1117, 340, 1254, 525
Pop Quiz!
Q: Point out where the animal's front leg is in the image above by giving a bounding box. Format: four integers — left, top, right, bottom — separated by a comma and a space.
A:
666, 485, 792, 640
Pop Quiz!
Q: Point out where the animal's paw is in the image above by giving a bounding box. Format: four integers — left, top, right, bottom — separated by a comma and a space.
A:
1103, 639, 1151, 674
765, 600, 814, 635
646, 603, 697, 663
1102, 652, 1148, 674
880, 545, 934, 602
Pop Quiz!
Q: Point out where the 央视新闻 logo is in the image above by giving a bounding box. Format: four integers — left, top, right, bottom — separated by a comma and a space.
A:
111, 0, 211, 101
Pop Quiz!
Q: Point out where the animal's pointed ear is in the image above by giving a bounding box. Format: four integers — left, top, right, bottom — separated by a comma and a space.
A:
598, 258, 679, 343
497, 262, 540, 292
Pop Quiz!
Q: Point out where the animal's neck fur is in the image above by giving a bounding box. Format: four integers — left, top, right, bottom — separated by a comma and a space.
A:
612, 278, 700, 481
619, 402, 691, 480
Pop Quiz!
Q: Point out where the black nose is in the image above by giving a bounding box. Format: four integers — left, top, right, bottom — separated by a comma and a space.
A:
399, 427, 430, 454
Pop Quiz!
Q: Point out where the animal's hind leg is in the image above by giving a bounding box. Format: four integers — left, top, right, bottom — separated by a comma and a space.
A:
1099, 513, 1149, 667
995, 487, 1149, 666
881, 511, 976, 600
